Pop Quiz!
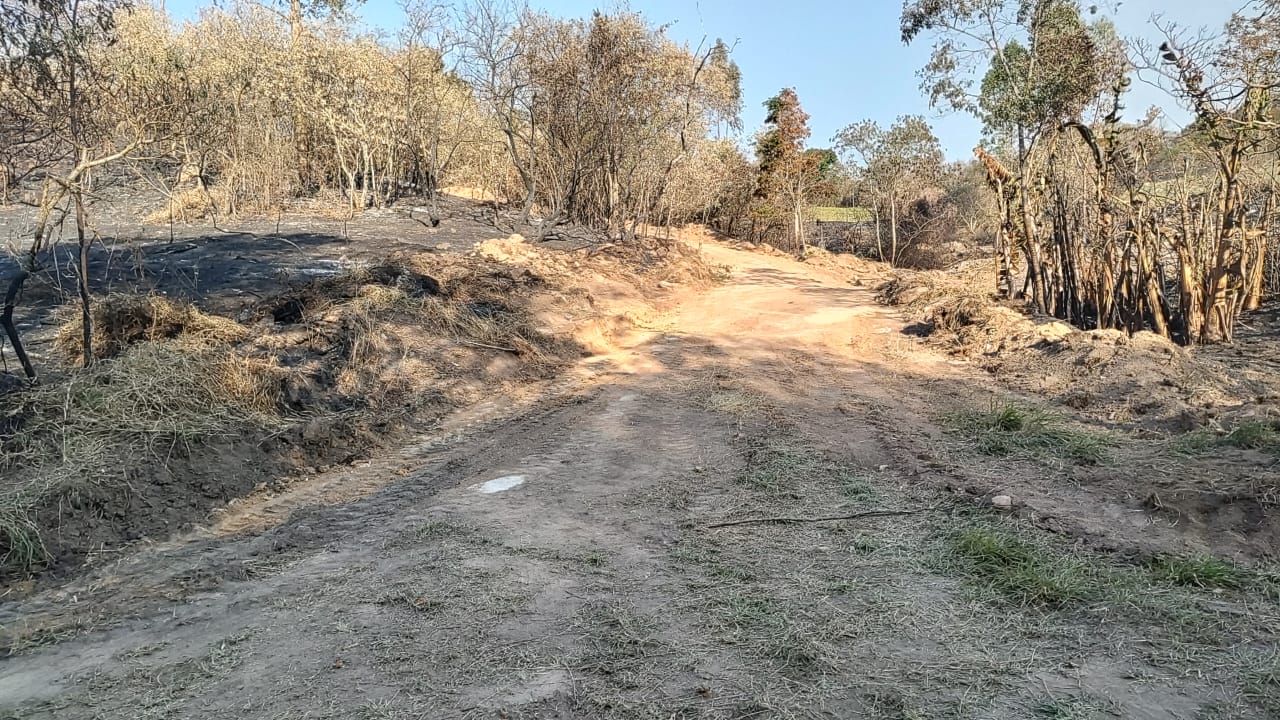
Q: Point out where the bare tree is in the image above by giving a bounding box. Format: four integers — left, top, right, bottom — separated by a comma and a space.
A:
1, 0, 174, 373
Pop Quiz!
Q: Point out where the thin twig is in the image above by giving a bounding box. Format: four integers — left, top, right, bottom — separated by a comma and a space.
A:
262, 235, 305, 254
706, 507, 932, 529
455, 338, 518, 353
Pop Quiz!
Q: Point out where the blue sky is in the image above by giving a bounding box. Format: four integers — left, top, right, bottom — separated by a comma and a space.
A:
164, 0, 1240, 160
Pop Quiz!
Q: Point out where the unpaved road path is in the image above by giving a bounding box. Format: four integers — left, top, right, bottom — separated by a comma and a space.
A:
0, 240, 1267, 719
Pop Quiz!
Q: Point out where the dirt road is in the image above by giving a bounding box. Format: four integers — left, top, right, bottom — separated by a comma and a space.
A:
1, 239, 1274, 719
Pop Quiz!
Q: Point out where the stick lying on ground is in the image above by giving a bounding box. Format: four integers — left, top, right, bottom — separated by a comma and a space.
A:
706, 508, 931, 529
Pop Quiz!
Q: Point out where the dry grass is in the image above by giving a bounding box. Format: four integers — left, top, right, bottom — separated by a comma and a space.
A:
267, 257, 566, 363
55, 294, 249, 362
689, 371, 776, 422
877, 263, 995, 313
0, 341, 285, 569
877, 265, 1080, 359
142, 186, 233, 224
661, 407, 1280, 717
411, 295, 550, 359
2, 249, 600, 575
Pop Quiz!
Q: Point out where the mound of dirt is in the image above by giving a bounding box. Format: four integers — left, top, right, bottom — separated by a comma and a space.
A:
798, 245, 887, 279
479, 233, 715, 287
475, 233, 713, 352
880, 268, 1278, 431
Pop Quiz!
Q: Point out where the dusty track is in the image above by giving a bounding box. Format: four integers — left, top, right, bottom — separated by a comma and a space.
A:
1, 239, 1273, 719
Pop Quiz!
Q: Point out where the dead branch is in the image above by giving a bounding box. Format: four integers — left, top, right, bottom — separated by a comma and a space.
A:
706, 507, 933, 529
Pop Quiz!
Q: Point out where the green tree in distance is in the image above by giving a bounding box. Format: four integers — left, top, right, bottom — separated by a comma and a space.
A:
833, 115, 943, 265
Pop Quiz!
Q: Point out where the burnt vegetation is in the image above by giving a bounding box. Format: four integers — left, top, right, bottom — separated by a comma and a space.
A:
902, 0, 1280, 345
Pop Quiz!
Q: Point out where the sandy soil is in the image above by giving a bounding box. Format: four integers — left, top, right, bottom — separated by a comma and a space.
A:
1, 233, 1277, 718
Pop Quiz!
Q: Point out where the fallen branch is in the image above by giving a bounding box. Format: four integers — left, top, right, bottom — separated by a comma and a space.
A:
706, 508, 930, 529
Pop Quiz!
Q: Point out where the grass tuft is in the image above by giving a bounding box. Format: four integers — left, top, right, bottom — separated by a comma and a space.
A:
1176, 420, 1280, 455
736, 437, 870, 496
0, 507, 46, 570
55, 293, 248, 362
1148, 554, 1254, 590
947, 523, 1100, 607
948, 400, 1110, 464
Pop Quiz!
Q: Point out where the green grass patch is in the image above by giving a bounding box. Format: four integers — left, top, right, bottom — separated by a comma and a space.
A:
718, 590, 787, 631
943, 517, 1280, 622
1175, 420, 1280, 455
671, 539, 757, 582
810, 206, 873, 222
947, 400, 1111, 464
839, 473, 877, 503
946, 523, 1103, 606
1147, 554, 1267, 590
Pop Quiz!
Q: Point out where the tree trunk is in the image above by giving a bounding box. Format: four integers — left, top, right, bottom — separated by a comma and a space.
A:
289, 0, 314, 193
889, 195, 898, 267
793, 203, 803, 255
873, 205, 884, 263
1, 270, 35, 380
75, 191, 93, 366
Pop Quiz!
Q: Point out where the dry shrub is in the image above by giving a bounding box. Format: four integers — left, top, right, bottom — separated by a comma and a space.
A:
142, 186, 232, 224
57, 294, 248, 361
